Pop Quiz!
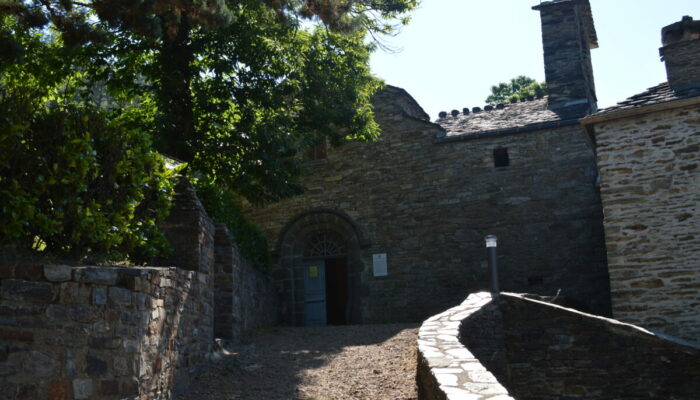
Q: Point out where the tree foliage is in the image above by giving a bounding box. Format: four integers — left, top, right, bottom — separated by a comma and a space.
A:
195, 181, 269, 272
1, 0, 418, 263
485, 75, 547, 105
0, 30, 177, 261
2, 0, 417, 201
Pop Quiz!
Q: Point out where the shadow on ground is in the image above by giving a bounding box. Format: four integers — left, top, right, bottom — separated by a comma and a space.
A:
177, 323, 419, 400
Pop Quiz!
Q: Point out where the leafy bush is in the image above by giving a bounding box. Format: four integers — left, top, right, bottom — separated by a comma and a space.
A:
195, 181, 270, 273
0, 87, 177, 263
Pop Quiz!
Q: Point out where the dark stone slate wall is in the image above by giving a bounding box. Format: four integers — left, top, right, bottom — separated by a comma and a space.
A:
533, 0, 598, 115
0, 181, 279, 399
214, 224, 278, 342
493, 294, 700, 399
243, 87, 610, 325
0, 263, 214, 400
156, 179, 215, 274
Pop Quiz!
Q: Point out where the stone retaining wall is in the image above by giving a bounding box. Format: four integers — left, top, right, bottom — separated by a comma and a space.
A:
0, 179, 279, 399
214, 223, 278, 342
0, 263, 213, 400
417, 292, 700, 400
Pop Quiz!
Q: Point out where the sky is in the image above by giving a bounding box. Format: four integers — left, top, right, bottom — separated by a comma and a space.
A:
369, 0, 700, 120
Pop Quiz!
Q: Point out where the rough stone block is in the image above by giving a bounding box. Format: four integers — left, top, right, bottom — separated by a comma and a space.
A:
79, 268, 118, 285
67, 305, 100, 324
22, 350, 58, 377
47, 381, 69, 400
89, 336, 122, 350
0, 363, 16, 377
121, 378, 139, 396
13, 264, 44, 281
0, 328, 34, 343
59, 282, 90, 305
44, 265, 73, 282
122, 339, 139, 353
100, 379, 120, 395
85, 355, 108, 377
108, 286, 132, 305
0, 261, 15, 278
72, 379, 93, 399
92, 287, 107, 305
113, 356, 129, 376
1, 279, 56, 303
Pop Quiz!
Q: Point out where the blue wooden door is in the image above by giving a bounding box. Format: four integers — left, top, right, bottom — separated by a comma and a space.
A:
304, 261, 327, 326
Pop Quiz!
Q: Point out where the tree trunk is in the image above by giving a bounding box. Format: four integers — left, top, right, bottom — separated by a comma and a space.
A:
156, 23, 196, 162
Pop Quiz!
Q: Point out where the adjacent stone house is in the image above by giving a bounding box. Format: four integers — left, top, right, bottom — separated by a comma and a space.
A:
242, 0, 611, 326
581, 16, 700, 343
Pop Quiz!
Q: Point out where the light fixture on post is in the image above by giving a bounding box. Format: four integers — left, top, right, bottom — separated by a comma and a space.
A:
485, 235, 499, 298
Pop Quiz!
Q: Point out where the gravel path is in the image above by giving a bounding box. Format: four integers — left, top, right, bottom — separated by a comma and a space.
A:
178, 324, 419, 400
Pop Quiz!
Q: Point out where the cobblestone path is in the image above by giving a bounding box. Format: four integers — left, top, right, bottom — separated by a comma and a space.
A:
177, 324, 419, 400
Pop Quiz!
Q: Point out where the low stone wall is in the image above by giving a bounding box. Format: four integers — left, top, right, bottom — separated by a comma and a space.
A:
0, 262, 213, 400
214, 223, 278, 342
0, 179, 279, 399
417, 292, 512, 400
417, 292, 700, 400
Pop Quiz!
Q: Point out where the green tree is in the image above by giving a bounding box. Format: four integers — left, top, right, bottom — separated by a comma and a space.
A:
2, 0, 418, 202
1, 0, 418, 263
0, 27, 177, 262
485, 75, 547, 105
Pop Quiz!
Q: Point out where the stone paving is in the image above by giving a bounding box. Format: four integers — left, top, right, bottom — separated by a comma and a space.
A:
417, 292, 513, 400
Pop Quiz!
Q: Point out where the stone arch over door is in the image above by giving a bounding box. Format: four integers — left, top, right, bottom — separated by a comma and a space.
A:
275, 209, 369, 326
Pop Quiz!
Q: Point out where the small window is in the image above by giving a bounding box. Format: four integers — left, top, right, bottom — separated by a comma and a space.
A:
306, 138, 327, 161
493, 148, 509, 168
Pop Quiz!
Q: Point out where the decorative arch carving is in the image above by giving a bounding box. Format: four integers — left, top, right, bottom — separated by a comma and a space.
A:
274, 208, 370, 257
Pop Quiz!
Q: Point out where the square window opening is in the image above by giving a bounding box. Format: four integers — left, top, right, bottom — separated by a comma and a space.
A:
494, 148, 509, 168
306, 139, 328, 161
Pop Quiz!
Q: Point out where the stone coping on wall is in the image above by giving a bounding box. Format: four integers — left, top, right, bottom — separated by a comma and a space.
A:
417, 291, 700, 400
417, 292, 513, 400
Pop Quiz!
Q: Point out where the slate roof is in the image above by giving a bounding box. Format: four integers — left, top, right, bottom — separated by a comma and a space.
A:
435, 97, 580, 140
591, 82, 700, 117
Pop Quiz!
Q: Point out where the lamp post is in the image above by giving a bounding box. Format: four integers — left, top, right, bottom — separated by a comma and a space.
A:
485, 235, 499, 298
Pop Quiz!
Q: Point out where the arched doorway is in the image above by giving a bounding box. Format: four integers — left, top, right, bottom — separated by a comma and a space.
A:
275, 210, 368, 326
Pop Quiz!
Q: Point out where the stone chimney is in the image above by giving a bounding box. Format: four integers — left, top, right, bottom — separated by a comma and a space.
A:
660, 16, 700, 90
533, 0, 598, 116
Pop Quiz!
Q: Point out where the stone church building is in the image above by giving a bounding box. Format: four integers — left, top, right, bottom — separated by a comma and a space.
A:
243, 0, 611, 326
243, 0, 699, 342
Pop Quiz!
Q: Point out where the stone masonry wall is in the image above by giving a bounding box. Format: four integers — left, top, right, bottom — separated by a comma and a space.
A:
594, 105, 700, 342
0, 179, 279, 399
494, 294, 700, 399
243, 87, 610, 324
214, 223, 278, 342
417, 292, 700, 400
0, 263, 213, 400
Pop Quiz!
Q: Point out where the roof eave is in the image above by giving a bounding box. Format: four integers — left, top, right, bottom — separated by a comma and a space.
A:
580, 95, 700, 127
435, 118, 580, 144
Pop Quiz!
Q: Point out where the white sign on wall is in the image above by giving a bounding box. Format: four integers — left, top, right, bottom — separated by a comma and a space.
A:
373, 253, 388, 277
